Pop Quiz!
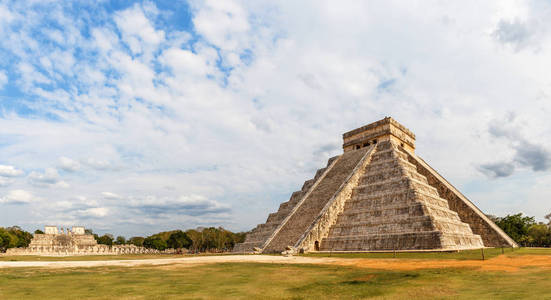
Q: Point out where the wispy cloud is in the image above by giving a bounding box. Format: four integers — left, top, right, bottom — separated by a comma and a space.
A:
478, 114, 551, 178
28, 168, 69, 188
0, 190, 39, 204
58, 157, 80, 172
0, 70, 7, 89
0, 165, 23, 177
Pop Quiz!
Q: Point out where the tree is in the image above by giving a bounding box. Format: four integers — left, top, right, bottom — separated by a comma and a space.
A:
114, 236, 126, 245
167, 230, 192, 249
5, 227, 32, 248
545, 213, 551, 225
0, 228, 21, 251
34, 229, 44, 234
97, 234, 114, 246
494, 213, 536, 246
143, 236, 167, 250
527, 224, 551, 247
183, 227, 246, 252
185, 229, 203, 252
0, 229, 10, 252
128, 236, 145, 247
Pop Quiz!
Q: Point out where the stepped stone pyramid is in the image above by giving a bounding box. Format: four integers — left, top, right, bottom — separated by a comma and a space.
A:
234, 117, 517, 253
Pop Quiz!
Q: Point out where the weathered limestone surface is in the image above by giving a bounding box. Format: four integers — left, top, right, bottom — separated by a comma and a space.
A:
295, 145, 376, 252
321, 141, 484, 251
406, 154, 518, 247
6, 226, 156, 256
232, 156, 339, 253
235, 117, 517, 253
263, 147, 369, 253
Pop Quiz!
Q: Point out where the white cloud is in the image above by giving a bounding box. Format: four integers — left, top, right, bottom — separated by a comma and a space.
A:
0, 177, 15, 187
58, 156, 80, 172
192, 0, 250, 52
0, 165, 23, 177
83, 158, 117, 171
102, 192, 123, 200
75, 207, 109, 218
0, 190, 37, 204
126, 194, 231, 217
161, 48, 211, 78
28, 168, 69, 188
0, 70, 7, 89
1, 1, 551, 236
114, 3, 165, 57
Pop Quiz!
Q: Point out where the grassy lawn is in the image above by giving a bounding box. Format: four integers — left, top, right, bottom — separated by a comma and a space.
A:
302, 247, 551, 260
0, 259, 550, 299
0, 253, 235, 262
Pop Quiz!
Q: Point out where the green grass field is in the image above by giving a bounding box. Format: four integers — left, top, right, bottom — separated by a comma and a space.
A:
0, 261, 550, 299
0, 248, 550, 299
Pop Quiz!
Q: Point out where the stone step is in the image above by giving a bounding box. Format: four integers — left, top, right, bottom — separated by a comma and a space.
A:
321, 231, 445, 251
359, 168, 428, 185
439, 233, 484, 249
347, 189, 450, 210
366, 155, 418, 171
328, 212, 473, 238
338, 201, 460, 221
369, 147, 408, 162
431, 216, 475, 235
330, 214, 434, 230
353, 177, 411, 195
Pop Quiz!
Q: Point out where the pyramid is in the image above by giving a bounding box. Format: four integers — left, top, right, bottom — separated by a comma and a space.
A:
234, 117, 517, 253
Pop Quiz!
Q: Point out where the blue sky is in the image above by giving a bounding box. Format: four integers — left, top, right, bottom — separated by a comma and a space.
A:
1, 0, 551, 237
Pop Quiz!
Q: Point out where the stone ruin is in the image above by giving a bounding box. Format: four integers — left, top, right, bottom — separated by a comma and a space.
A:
234, 117, 518, 253
6, 226, 157, 256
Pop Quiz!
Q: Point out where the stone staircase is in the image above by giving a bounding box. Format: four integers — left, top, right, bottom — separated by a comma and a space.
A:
232, 155, 339, 253
321, 141, 484, 251
262, 147, 370, 253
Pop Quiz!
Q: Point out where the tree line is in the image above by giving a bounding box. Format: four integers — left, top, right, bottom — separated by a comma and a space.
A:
488, 213, 551, 247
1, 226, 246, 253
0, 226, 33, 252
2, 212, 550, 253
90, 227, 247, 252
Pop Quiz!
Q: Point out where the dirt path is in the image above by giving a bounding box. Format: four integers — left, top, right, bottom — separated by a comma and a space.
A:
0, 255, 339, 269
1, 254, 550, 272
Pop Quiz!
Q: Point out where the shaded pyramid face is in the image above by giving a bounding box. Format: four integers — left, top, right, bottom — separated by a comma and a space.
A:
234, 118, 517, 253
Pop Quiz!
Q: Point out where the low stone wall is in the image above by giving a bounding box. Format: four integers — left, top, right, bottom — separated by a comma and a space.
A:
6, 244, 158, 256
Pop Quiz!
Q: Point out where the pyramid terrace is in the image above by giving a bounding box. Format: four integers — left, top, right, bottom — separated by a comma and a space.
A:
234, 117, 517, 253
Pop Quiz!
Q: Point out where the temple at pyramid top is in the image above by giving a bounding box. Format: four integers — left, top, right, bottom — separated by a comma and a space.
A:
343, 117, 416, 153
234, 117, 517, 254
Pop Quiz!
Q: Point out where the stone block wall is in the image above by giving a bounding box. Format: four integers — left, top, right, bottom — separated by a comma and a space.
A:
6, 232, 158, 256
295, 145, 375, 252
6, 244, 158, 256
405, 153, 518, 248
321, 141, 484, 251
